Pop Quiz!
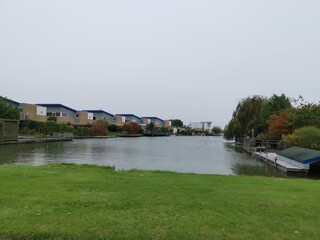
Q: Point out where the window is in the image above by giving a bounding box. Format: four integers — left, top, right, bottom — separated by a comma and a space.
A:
56, 112, 61, 117
47, 112, 52, 116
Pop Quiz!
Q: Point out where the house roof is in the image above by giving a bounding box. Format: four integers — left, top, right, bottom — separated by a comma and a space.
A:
115, 114, 141, 119
141, 117, 164, 121
36, 104, 76, 113
278, 146, 320, 164
83, 110, 114, 117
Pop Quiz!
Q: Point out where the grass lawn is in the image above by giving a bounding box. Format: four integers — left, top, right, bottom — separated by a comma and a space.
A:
0, 164, 319, 239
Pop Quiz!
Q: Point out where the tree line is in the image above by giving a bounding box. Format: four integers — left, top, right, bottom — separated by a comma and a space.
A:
224, 94, 320, 150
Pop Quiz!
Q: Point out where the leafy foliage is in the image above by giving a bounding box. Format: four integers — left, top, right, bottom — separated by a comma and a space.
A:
145, 122, 156, 134
93, 120, 108, 136
224, 95, 267, 140
224, 94, 292, 141
107, 124, 118, 132
211, 126, 222, 135
282, 126, 320, 150
122, 122, 140, 134
0, 97, 19, 120
74, 126, 93, 137
19, 120, 73, 136
171, 119, 183, 127
287, 102, 320, 129
259, 94, 292, 133
47, 116, 57, 122
267, 111, 290, 139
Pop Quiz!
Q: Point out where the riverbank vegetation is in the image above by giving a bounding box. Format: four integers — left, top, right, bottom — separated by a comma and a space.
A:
0, 97, 19, 120
0, 163, 319, 239
224, 94, 320, 150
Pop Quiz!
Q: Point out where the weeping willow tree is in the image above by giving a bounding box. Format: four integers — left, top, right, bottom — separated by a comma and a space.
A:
224, 96, 267, 141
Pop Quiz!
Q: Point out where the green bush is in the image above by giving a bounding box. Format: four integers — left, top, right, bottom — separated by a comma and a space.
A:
283, 126, 320, 150
47, 116, 57, 122
19, 120, 46, 135
44, 121, 59, 135
74, 126, 93, 137
108, 124, 118, 132
19, 120, 75, 136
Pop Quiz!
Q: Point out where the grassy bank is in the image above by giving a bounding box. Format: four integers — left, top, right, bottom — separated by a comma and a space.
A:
0, 164, 319, 239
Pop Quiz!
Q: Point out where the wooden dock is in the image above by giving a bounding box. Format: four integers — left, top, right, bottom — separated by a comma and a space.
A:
252, 152, 307, 173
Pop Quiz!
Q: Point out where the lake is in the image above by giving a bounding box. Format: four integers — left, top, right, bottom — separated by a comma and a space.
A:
0, 136, 286, 177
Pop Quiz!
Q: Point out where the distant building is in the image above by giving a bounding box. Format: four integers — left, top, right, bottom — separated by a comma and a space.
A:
37, 103, 77, 124
115, 114, 141, 126
189, 122, 212, 131
83, 110, 114, 124
141, 117, 165, 127
75, 111, 94, 125
164, 120, 172, 128
19, 103, 47, 122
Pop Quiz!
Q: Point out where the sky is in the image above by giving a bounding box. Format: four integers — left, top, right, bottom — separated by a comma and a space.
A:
1, 0, 319, 127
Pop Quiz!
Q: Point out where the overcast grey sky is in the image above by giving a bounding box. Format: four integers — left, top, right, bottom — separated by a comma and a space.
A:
1, 0, 319, 127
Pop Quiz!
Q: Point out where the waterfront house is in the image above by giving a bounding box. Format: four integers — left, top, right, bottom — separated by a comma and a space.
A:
83, 110, 114, 124
37, 104, 77, 124
19, 103, 47, 122
189, 122, 212, 131
164, 120, 172, 128
75, 111, 94, 125
115, 114, 141, 126
141, 117, 165, 128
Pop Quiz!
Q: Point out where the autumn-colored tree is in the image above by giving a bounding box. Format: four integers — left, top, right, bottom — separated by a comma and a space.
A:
92, 120, 108, 136
267, 111, 290, 139
122, 122, 140, 134
259, 94, 292, 133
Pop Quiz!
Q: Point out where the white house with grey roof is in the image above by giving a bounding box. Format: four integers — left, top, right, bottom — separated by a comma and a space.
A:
83, 110, 114, 123
115, 114, 141, 126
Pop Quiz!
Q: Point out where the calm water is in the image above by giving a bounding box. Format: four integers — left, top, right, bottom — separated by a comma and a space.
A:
0, 136, 286, 177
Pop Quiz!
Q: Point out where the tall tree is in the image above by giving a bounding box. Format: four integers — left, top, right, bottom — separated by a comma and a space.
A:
224, 95, 267, 140
288, 102, 320, 129
267, 111, 290, 139
171, 119, 183, 127
145, 122, 156, 135
260, 94, 292, 133
0, 97, 20, 120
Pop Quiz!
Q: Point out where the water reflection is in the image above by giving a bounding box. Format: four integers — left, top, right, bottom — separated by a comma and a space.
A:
0, 136, 288, 177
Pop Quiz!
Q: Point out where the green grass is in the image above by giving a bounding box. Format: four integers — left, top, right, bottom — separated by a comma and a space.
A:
107, 131, 121, 136
0, 163, 320, 239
